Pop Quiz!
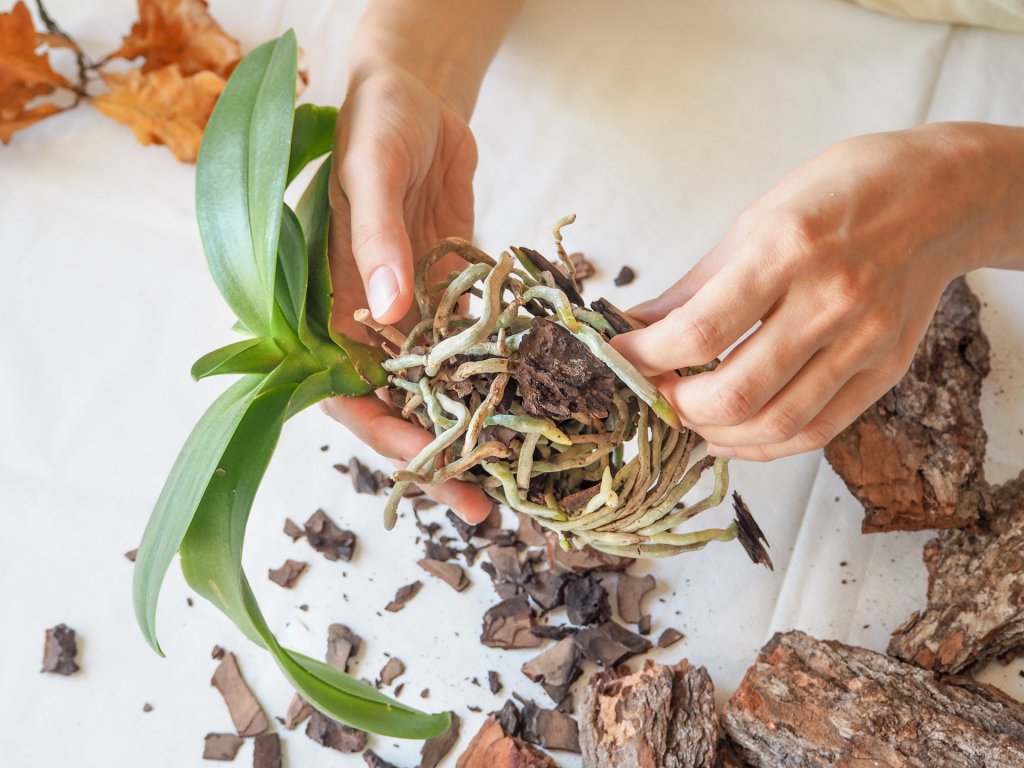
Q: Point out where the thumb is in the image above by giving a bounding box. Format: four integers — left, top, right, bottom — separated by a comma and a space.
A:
343, 156, 415, 325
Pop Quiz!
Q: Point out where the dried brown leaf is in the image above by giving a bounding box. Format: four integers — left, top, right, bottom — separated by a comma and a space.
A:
91, 64, 223, 162
110, 0, 241, 77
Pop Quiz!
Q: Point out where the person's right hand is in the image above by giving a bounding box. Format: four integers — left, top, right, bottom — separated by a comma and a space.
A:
321, 63, 493, 523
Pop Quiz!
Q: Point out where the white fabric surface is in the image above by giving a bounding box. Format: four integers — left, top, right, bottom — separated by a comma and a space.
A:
2, 1, 1023, 766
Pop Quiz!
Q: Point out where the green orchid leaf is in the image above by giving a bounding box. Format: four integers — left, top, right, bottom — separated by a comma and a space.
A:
295, 156, 334, 341
196, 31, 298, 336
274, 204, 308, 335
294, 155, 389, 389
287, 104, 338, 184
178, 382, 450, 739
191, 337, 285, 381
133, 374, 265, 654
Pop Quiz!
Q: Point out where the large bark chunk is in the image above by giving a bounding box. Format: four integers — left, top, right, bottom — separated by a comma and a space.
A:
210, 652, 269, 737
825, 277, 991, 532
579, 659, 719, 768
513, 317, 615, 421
722, 630, 1024, 767
889, 469, 1024, 673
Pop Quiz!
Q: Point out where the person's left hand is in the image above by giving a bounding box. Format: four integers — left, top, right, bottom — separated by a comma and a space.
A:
611, 123, 1022, 461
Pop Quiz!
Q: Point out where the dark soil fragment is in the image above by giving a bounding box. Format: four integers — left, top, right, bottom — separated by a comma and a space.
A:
203, 733, 243, 761
517, 246, 585, 306
306, 711, 368, 752
283, 518, 304, 541
326, 623, 362, 672
613, 266, 635, 286
304, 509, 357, 562
283, 693, 314, 730
889, 469, 1024, 673
488, 670, 502, 695
521, 637, 583, 705
616, 572, 656, 624
253, 733, 282, 768
525, 570, 570, 612
339, 457, 381, 495
418, 558, 470, 592
658, 628, 685, 648
420, 711, 460, 768
211, 645, 225, 660
456, 716, 557, 768
379, 657, 405, 686
385, 581, 423, 613
423, 540, 454, 562
565, 574, 610, 626
723, 630, 1024, 766
513, 318, 615, 421
142, 703, 153, 712
825, 277, 991, 532
638, 614, 652, 635
496, 699, 523, 737
482, 595, 543, 650
580, 659, 719, 768
531, 624, 577, 641
211, 652, 269, 737
268, 559, 307, 588
446, 509, 479, 542
731, 493, 773, 570
41, 624, 79, 675
363, 749, 400, 768
124, 548, 138, 562
574, 621, 652, 667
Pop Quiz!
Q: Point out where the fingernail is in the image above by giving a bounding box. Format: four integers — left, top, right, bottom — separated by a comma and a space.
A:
707, 444, 735, 458
368, 266, 399, 320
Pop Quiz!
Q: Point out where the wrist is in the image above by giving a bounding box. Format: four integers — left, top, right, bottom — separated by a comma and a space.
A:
921, 122, 1024, 273
347, 2, 519, 120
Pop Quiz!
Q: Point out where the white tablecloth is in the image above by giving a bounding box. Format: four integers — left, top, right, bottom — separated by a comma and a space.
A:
3, 1, 1023, 766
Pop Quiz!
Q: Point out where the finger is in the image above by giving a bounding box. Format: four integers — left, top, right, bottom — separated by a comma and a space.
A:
655, 307, 834, 430
706, 363, 900, 461
337, 142, 415, 325
611, 244, 783, 376
322, 394, 493, 524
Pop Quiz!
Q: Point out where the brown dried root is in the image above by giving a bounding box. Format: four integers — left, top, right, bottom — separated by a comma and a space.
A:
362, 221, 769, 564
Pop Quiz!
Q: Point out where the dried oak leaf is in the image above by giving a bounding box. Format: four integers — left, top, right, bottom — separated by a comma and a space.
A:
0, 2, 71, 143
109, 0, 241, 77
91, 65, 223, 163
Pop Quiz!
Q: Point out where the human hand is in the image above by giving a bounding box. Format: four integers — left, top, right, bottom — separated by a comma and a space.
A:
321, 63, 492, 522
612, 123, 1024, 461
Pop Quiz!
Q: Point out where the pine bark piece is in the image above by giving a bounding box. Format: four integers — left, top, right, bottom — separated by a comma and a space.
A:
304, 509, 357, 561
253, 733, 282, 768
210, 652, 269, 737
455, 716, 557, 768
574, 621, 652, 666
521, 637, 583, 705
722, 630, 1024, 767
283, 693, 314, 730
203, 733, 243, 761
41, 623, 79, 675
267, 559, 307, 588
889, 469, 1024, 673
326, 623, 362, 672
481, 595, 543, 650
379, 656, 405, 686
306, 711, 368, 753
579, 659, 718, 768
824, 277, 991, 532
417, 558, 470, 592
617, 573, 656, 624
385, 581, 423, 612
420, 711, 460, 768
